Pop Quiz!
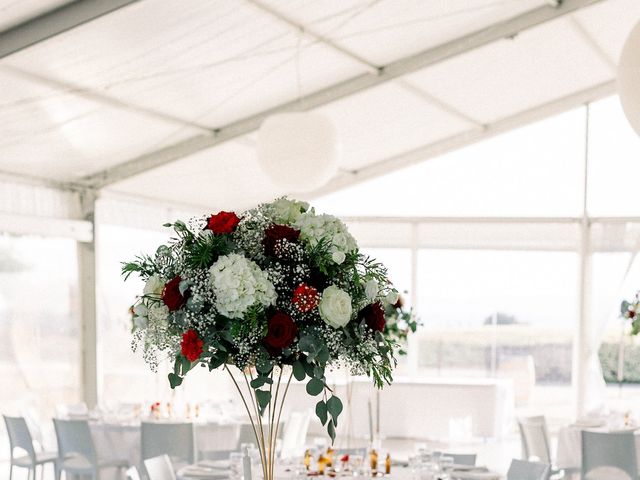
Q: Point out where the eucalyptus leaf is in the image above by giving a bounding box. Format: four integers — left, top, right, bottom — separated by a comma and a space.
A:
327, 419, 336, 443
255, 390, 272, 415
306, 378, 324, 396
168, 372, 182, 389
326, 395, 343, 420
315, 400, 328, 426
293, 361, 306, 381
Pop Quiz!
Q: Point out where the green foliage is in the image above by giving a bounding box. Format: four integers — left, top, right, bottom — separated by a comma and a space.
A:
306, 378, 324, 396
316, 400, 328, 425
121, 254, 156, 280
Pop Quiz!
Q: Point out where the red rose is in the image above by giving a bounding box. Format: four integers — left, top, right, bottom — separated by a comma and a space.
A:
162, 276, 187, 311
360, 302, 386, 332
263, 224, 300, 257
206, 211, 240, 234
264, 312, 298, 351
181, 329, 203, 362
292, 283, 319, 313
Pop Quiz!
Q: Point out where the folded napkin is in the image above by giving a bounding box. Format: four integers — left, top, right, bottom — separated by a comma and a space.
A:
198, 460, 230, 469
179, 466, 230, 479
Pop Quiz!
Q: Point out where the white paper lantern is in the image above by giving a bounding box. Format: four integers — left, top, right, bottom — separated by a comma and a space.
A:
257, 112, 340, 192
618, 21, 640, 136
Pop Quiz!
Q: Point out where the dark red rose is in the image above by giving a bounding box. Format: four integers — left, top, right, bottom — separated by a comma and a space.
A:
206, 211, 240, 234
262, 224, 300, 257
360, 302, 386, 332
181, 329, 203, 362
264, 312, 298, 351
162, 276, 187, 311
292, 283, 320, 313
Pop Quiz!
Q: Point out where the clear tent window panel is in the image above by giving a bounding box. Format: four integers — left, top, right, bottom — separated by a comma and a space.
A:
314, 107, 586, 217
0, 233, 81, 459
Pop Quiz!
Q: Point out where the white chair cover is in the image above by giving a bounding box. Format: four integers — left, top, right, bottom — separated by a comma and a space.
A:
507, 459, 550, 480
144, 455, 176, 480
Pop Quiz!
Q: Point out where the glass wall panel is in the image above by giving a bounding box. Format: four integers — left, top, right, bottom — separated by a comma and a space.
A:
415, 249, 578, 425
0, 234, 80, 458
315, 108, 585, 217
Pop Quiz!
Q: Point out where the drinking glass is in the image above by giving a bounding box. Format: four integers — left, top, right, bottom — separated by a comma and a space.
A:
229, 452, 243, 480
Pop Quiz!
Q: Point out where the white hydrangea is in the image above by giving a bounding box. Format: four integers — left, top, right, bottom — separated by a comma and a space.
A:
133, 302, 169, 330
271, 197, 309, 224
209, 253, 277, 319
294, 211, 357, 263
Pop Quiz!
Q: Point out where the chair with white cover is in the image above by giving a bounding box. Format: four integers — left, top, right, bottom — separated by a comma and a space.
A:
507, 459, 550, 480
53, 418, 129, 480
126, 465, 142, 480
141, 422, 195, 474
280, 410, 311, 459
517, 416, 552, 464
443, 453, 476, 466
581, 430, 638, 480
3, 415, 58, 480
143, 455, 176, 480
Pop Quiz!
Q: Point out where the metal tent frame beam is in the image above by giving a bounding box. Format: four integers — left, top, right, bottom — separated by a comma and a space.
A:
78, 0, 606, 189
0, 0, 140, 59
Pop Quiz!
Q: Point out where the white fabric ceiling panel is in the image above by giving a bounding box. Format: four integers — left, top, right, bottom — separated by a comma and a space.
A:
0, 0, 70, 31
263, 0, 547, 66
0, 67, 202, 180
316, 82, 473, 171
573, 0, 640, 65
4, 0, 364, 128
108, 141, 285, 211
404, 16, 614, 124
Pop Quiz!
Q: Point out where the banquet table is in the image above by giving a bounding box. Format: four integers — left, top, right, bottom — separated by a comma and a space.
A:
556, 424, 640, 472
177, 463, 503, 480
90, 420, 242, 469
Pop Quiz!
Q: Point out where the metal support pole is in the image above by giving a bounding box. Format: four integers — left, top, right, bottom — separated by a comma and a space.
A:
77, 189, 98, 408
573, 104, 591, 417
407, 223, 419, 375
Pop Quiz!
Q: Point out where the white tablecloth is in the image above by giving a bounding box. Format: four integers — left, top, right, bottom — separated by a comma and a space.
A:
556, 425, 640, 471
287, 377, 514, 440
90, 421, 241, 469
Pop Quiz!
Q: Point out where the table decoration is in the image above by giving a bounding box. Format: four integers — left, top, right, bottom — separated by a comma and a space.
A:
123, 197, 400, 480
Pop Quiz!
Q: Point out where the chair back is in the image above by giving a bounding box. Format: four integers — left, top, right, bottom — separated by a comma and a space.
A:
144, 455, 176, 480
581, 430, 638, 480
507, 459, 550, 480
280, 410, 311, 459
53, 418, 97, 464
3, 415, 36, 460
126, 465, 142, 480
443, 452, 476, 466
517, 416, 552, 464
141, 422, 195, 467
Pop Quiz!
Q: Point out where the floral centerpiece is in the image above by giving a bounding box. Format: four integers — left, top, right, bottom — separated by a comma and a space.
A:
621, 291, 640, 335
383, 294, 418, 356
123, 198, 399, 480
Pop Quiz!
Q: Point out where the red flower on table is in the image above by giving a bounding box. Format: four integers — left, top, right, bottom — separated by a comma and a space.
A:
206, 211, 240, 234
162, 276, 187, 311
264, 312, 298, 351
292, 283, 320, 313
359, 302, 386, 332
181, 329, 203, 362
262, 224, 300, 257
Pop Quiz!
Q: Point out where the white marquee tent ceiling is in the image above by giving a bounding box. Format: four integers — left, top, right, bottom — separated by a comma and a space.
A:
0, 0, 636, 213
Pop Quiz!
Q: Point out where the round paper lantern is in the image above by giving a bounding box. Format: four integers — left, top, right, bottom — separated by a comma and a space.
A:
257, 112, 340, 192
618, 21, 640, 136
